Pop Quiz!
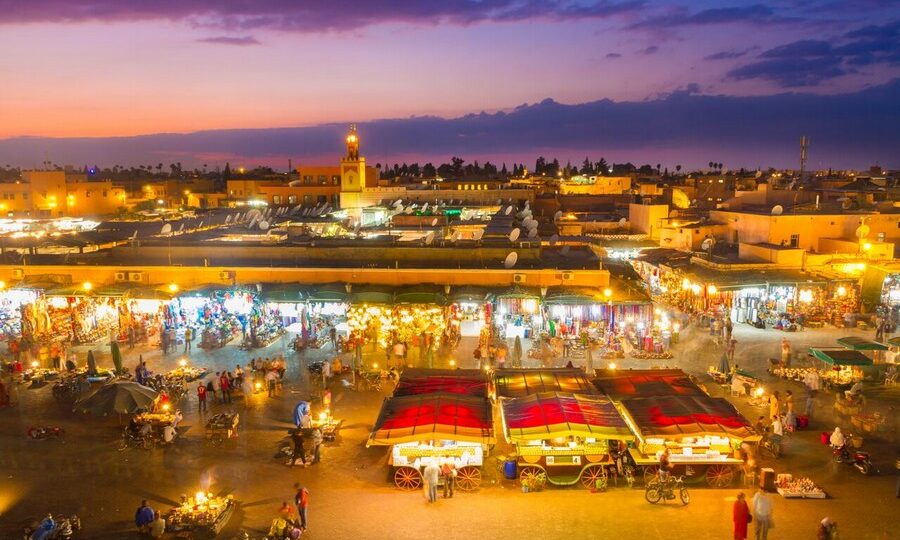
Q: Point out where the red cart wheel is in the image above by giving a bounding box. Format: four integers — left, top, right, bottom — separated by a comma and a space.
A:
580, 465, 607, 489
518, 466, 544, 487
394, 466, 422, 490
705, 464, 734, 488
643, 465, 660, 484
455, 466, 482, 492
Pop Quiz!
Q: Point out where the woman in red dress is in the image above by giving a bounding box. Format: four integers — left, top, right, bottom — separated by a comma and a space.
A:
733, 491, 750, 540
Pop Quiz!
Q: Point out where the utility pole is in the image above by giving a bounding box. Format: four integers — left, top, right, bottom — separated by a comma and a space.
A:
799, 135, 809, 181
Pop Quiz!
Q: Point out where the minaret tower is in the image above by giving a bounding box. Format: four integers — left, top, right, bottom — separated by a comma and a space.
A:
340, 124, 366, 193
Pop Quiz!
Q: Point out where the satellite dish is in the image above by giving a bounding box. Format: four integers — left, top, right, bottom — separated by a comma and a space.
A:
225, 215, 232, 224
701, 237, 716, 251
771, 205, 783, 216
259, 221, 269, 230
160, 224, 172, 235
130, 230, 138, 240
553, 210, 563, 222
504, 252, 518, 269
451, 231, 460, 242
504, 206, 513, 215
618, 217, 627, 226
669, 210, 680, 218
855, 224, 870, 238
473, 229, 484, 241
508, 228, 520, 242
425, 231, 435, 245
422, 203, 429, 212
394, 199, 403, 207
755, 170, 763, 178
353, 222, 361, 234
526, 220, 538, 231
549, 234, 559, 245
430, 218, 438, 227
527, 228, 538, 239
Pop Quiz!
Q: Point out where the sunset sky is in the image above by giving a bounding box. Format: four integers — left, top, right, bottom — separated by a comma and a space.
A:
1, 1, 898, 168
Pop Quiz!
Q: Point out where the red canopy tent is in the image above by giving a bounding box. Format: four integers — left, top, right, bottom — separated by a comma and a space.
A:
393, 368, 489, 398
494, 368, 598, 398
501, 392, 633, 442
592, 369, 705, 401
619, 395, 755, 440
368, 393, 495, 446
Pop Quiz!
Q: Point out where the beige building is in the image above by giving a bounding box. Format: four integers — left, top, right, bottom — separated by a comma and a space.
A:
1, 171, 126, 217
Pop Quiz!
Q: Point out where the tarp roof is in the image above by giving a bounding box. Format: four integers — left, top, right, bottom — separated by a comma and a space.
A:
394, 285, 447, 306
808, 348, 873, 366
494, 286, 541, 299
619, 395, 754, 440
680, 265, 826, 290
44, 284, 91, 297
544, 286, 607, 305
448, 286, 492, 304
592, 369, 705, 400
494, 368, 599, 398
836, 336, 888, 351
349, 284, 396, 305
368, 393, 494, 446
259, 283, 305, 303
393, 369, 489, 399
302, 283, 348, 303
501, 392, 633, 442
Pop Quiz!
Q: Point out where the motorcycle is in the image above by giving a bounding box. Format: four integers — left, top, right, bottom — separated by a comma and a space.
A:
832, 438, 876, 475
645, 475, 690, 505
22, 514, 80, 540
27, 426, 64, 440
760, 432, 781, 458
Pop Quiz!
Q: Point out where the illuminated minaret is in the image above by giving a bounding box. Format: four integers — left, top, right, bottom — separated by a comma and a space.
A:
340, 124, 366, 193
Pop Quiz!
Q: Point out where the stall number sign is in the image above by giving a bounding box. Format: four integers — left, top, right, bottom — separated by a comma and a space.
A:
546, 455, 581, 466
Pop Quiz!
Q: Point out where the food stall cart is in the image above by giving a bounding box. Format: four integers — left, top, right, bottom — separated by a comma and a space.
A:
367, 392, 494, 492
393, 368, 489, 398
592, 368, 706, 399
500, 391, 634, 489
493, 368, 598, 399
618, 395, 758, 487
808, 347, 871, 390
205, 412, 239, 446
166, 491, 236, 536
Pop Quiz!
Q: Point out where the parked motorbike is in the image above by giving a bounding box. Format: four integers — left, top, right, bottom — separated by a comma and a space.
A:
645, 475, 690, 505
27, 426, 64, 440
760, 432, 781, 458
832, 438, 876, 475
22, 514, 80, 540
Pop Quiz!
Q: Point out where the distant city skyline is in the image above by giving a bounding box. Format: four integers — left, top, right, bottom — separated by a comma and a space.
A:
1, 1, 898, 168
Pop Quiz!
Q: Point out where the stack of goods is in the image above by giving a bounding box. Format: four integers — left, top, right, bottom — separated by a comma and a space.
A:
47, 308, 75, 342
775, 474, 825, 498
166, 366, 209, 382
630, 350, 673, 360
206, 412, 240, 440
166, 492, 235, 534
772, 367, 817, 381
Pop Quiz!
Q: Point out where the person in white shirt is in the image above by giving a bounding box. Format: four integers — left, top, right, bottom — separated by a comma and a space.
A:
829, 427, 845, 449
750, 487, 773, 540
423, 461, 441, 503
148, 511, 166, 539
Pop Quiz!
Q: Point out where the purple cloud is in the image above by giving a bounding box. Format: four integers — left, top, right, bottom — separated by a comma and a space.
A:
197, 35, 260, 46
630, 4, 796, 29
639, 46, 658, 55
0, 1, 644, 32
704, 47, 758, 61
606, 52, 623, 58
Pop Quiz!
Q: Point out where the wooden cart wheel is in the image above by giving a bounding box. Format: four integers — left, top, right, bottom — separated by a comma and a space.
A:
393, 466, 422, 491
518, 466, 544, 487
642, 465, 660, 485
455, 466, 482, 492
705, 464, 735, 488
579, 465, 607, 489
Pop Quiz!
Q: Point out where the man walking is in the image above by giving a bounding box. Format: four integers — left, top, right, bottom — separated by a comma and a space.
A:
293, 483, 309, 531
441, 460, 456, 498
750, 486, 773, 540
423, 460, 440, 503
211, 372, 222, 403
289, 430, 306, 467
220, 372, 232, 404
310, 428, 323, 464
197, 382, 207, 413
266, 369, 277, 397
184, 326, 193, 353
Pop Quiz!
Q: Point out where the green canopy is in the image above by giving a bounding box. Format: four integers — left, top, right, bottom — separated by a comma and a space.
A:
544, 286, 606, 305
448, 286, 492, 304
394, 285, 447, 306
179, 284, 226, 298
259, 284, 305, 303
45, 284, 92, 297
93, 283, 141, 298
808, 348, 873, 366
303, 283, 349, 303
494, 286, 541, 300
836, 336, 888, 351
350, 285, 396, 305
123, 286, 177, 301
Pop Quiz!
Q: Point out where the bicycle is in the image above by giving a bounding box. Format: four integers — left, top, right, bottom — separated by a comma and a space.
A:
645, 475, 689, 505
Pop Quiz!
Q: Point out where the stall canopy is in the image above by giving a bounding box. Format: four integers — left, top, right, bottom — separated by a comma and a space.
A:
494, 286, 541, 300
93, 283, 142, 297
808, 348, 873, 366
592, 369, 705, 401
835, 336, 888, 351
448, 286, 492, 304
44, 284, 92, 297
349, 284, 396, 305
302, 283, 348, 303
260, 284, 305, 303
394, 285, 447, 306
501, 392, 633, 442
494, 368, 599, 398
123, 286, 178, 301
543, 287, 606, 305
368, 393, 495, 446
393, 369, 489, 398
180, 284, 225, 298
620, 395, 755, 439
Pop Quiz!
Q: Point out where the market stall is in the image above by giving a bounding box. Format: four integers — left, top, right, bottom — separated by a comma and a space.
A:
347, 285, 396, 351
807, 347, 872, 390
367, 392, 494, 492
393, 369, 489, 398
493, 368, 598, 399
448, 286, 492, 339
617, 395, 757, 487
493, 286, 541, 340
591, 369, 706, 400
298, 283, 350, 344
0, 286, 38, 341
393, 285, 449, 355
165, 492, 236, 536
500, 391, 634, 489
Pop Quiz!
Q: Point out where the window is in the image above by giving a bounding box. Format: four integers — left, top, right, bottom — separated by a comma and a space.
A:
273, 195, 282, 204
303, 175, 312, 185
22, 192, 28, 199
789, 234, 800, 247
102, 190, 108, 197
318, 175, 327, 185
288, 195, 297, 204
332, 175, 340, 185
85, 190, 92, 198
303, 195, 312, 204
